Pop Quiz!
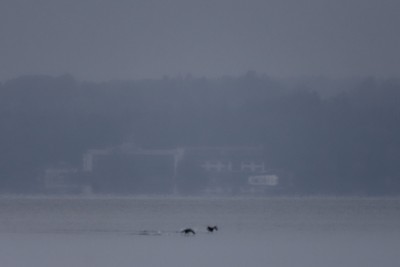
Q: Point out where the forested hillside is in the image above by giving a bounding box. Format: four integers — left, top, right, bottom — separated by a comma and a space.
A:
1, 73, 399, 195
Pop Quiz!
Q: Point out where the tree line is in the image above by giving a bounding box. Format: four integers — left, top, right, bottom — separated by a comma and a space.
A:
0, 73, 399, 195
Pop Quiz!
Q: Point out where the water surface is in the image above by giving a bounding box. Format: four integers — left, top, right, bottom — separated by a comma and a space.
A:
0, 196, 399, 267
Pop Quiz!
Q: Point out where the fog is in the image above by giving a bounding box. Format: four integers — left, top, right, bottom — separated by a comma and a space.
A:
2, 1, 400, 198
0, 0, 400, 195
0, 74, 399, 195
1, 0, 400, 81
2, 2, 400, 267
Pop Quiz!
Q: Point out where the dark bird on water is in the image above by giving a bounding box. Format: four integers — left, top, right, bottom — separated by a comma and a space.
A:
181, 228, 196, 235
207, 225, 218, 232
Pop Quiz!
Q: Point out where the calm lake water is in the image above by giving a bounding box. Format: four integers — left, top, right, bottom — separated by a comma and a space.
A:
0, 196, 399, 267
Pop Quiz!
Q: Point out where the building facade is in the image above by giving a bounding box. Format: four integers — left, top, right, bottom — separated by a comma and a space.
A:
77, 144, 291, 195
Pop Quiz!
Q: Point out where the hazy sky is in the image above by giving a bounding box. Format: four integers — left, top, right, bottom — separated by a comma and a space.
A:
1, 0, 399, 81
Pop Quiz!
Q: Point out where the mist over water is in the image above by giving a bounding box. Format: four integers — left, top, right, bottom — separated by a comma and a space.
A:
1, 0, 400, 266
1, 196, 399, 267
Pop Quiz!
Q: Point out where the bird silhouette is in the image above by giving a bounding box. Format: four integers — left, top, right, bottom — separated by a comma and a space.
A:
180, 228, 196, 235
207, 225, 218, 232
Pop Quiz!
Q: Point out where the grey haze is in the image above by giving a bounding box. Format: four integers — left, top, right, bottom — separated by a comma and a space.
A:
1, 0, 400, 81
